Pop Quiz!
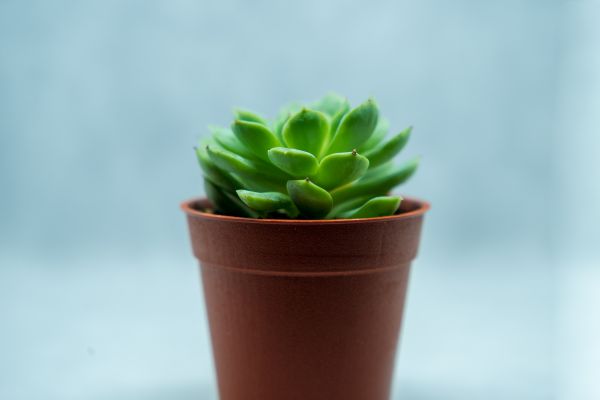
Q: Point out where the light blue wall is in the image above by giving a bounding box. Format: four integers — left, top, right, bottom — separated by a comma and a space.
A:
0, 0, 563, 260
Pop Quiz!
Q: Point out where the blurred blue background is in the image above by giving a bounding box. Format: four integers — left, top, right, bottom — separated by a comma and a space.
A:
1, 0, 599, 399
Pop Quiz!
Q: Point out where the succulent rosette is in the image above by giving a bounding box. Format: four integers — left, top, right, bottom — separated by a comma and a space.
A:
196, 93, 419, 219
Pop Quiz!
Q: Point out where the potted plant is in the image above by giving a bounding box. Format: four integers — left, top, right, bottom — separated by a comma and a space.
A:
181, 93, 429, 400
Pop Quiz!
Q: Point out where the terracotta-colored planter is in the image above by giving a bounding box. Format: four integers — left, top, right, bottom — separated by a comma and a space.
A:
181, 197, 429, 400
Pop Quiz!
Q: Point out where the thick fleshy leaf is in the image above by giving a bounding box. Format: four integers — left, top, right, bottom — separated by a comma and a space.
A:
326, 196, 370, 219
210, 134, 291, 179
361, 161, 393, 180
311, 93, 348, 117
210, 126, 257, 160
211, 133, 291, 180
206, 145, 256, 176
358, 118, 390, 153
232, 176, 284, 193
286, 179, 333, 218
330, 157, 420, 204
206, 145, 285, 192
268, 147, 319, 177
338, 196, 402, 219
204, 178, 258, 218
272, 102, 303, 141
232, 120, 281, 161
312, 150, 369, 190
327, 98, 379, 154
272, 114, 289, 142
279, 101, 303, 117
329, 101, 350, 140
282, 108, 330, 157
234, 108, 267, 125
195, 145, 241, 191
363, 126, 412, 169
236, 190, 297, 217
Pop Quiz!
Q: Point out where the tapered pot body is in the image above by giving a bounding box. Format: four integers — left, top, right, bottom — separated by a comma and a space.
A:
182, 198, 429, 400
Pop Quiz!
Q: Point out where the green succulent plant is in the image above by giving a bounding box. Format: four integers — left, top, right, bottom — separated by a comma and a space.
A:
195, 93, 419, 219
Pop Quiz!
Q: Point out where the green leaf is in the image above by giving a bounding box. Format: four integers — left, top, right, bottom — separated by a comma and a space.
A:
286, 179, 333, 218
209, 134, 291, 180
206, 145, 256, 176
358, 118, 390, 153
363, 126, 412, 169
232, 120, 281, 162
330, 157, 420, 204
234, 108, 267, 125
326, 196, 370, 219
329, 101, 350, 140
338, 196, 402, 219
232, 176, 283, 193
236, 190, 297, 217
210, 126, 257, 160
268, 147, 319, 177
279, 101, 303, 117
362, 161, 393, 179
206, 145, 285, 192
272, 102, 303, 141
204, 178, 258, 218
313, 150, 369, 190
282, 108, 330, 157
195, 145, 241, 191
272, 114, 289, 142
311, 92, 348, 116
210, 131, 291, 180
326, 98, 379, 154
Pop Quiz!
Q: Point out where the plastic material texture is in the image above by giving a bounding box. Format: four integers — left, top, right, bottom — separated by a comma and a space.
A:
181, 197, 429, 400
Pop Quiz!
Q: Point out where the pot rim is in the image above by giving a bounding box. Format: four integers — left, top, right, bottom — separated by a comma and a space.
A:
181, 196, 430, 225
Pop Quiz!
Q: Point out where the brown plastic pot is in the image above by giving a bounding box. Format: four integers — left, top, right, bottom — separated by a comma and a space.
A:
181, 197, 429, 400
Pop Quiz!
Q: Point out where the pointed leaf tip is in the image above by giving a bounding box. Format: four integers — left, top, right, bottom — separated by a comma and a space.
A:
286, 179, 332, 218
282, 108, 330, 157
232, 119, 281, 162
313, 151, 369, 190
339, 196, 402, 219
326, 98, 379, 154
267, 147, 319, 177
